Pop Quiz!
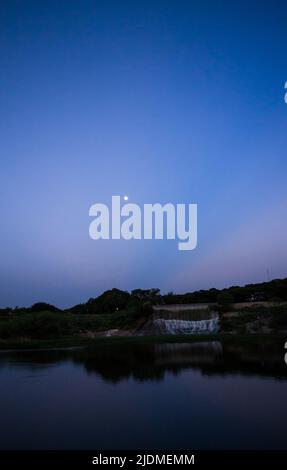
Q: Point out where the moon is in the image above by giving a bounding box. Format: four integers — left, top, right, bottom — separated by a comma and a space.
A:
123, 195, 129, 201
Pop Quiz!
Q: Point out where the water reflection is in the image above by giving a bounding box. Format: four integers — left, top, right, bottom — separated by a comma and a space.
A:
1, 339, 287, 449
1, 338, 286, 383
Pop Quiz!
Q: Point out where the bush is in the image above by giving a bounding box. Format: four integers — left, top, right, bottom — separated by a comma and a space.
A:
28, 302, 60, 313
129, 301, 154, 319
270, 310, 287, 329
0, 312, 74, 340
217, 292, 234, 312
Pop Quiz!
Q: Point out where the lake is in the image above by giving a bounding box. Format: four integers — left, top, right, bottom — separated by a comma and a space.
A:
0, 338, 287, 450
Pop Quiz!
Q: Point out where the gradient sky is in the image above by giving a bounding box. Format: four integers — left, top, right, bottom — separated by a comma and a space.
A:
1, 0, 287, 308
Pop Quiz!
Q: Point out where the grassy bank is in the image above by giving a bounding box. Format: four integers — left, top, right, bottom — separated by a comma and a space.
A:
221, 304, 287, 333
0, 301, 287, 351
0, 332, 286, 351
0, 308, 146, 341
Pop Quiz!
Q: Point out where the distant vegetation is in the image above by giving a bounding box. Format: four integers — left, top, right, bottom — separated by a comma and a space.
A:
162, 278, 287, 304
220, 304, 287, 334
0, 289, 154, 340
0, 279, 287, 341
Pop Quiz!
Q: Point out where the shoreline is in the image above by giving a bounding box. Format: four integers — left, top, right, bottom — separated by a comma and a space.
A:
0, 332, 285, 352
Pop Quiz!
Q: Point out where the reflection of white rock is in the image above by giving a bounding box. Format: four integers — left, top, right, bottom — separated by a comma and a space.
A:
154, 341, 223, 365
153, 316, 219, 334
155, 341, 222, 355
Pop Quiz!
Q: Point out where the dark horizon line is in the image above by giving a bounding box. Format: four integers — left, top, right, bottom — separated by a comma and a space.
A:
1, 276, 286, 312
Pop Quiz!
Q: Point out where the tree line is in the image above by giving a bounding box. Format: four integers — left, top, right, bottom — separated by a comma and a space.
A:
1, 278, 286, 316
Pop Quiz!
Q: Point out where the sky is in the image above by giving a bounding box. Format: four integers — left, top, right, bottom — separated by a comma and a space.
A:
1, 0, 287, 308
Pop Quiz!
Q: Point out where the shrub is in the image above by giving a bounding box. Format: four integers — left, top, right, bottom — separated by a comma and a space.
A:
217, 292, 234, 312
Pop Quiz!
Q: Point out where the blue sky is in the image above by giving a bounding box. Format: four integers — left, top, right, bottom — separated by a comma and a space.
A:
1, 0, 287, 307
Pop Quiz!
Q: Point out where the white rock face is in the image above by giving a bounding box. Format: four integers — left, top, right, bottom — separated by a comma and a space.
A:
153, 316, 219, 334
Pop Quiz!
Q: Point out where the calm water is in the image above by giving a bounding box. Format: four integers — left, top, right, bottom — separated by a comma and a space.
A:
0, 339, 287, 449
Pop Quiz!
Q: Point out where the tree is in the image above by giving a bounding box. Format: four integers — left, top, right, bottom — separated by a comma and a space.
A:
87, 289, 130, 314
131, 288, 161, 304
29, 302, 60, 313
